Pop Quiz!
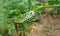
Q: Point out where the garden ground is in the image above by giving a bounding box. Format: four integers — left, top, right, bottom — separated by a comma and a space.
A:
29, 14, 60, 36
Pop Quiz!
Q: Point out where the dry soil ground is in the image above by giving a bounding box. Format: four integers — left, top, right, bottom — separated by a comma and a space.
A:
29, 14, 60, 36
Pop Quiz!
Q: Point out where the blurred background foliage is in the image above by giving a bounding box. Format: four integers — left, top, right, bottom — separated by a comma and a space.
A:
0, 0, 60, 36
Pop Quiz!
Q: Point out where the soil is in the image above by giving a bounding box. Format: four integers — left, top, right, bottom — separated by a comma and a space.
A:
29, 14, 60, 36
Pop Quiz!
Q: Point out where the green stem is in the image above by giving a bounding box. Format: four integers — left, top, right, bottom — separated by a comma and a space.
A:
34, 5, 60, 11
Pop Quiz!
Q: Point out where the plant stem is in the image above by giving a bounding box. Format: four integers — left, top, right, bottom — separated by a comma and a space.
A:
34, 5, 60, 11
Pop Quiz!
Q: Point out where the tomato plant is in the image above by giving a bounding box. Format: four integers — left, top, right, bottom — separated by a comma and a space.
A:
0, 0, 60, 36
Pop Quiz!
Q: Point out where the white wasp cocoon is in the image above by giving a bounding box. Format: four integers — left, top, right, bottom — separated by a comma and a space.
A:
20, 10, 35, 23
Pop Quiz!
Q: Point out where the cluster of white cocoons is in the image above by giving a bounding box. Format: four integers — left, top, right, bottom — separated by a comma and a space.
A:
20, 10, 35, 23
